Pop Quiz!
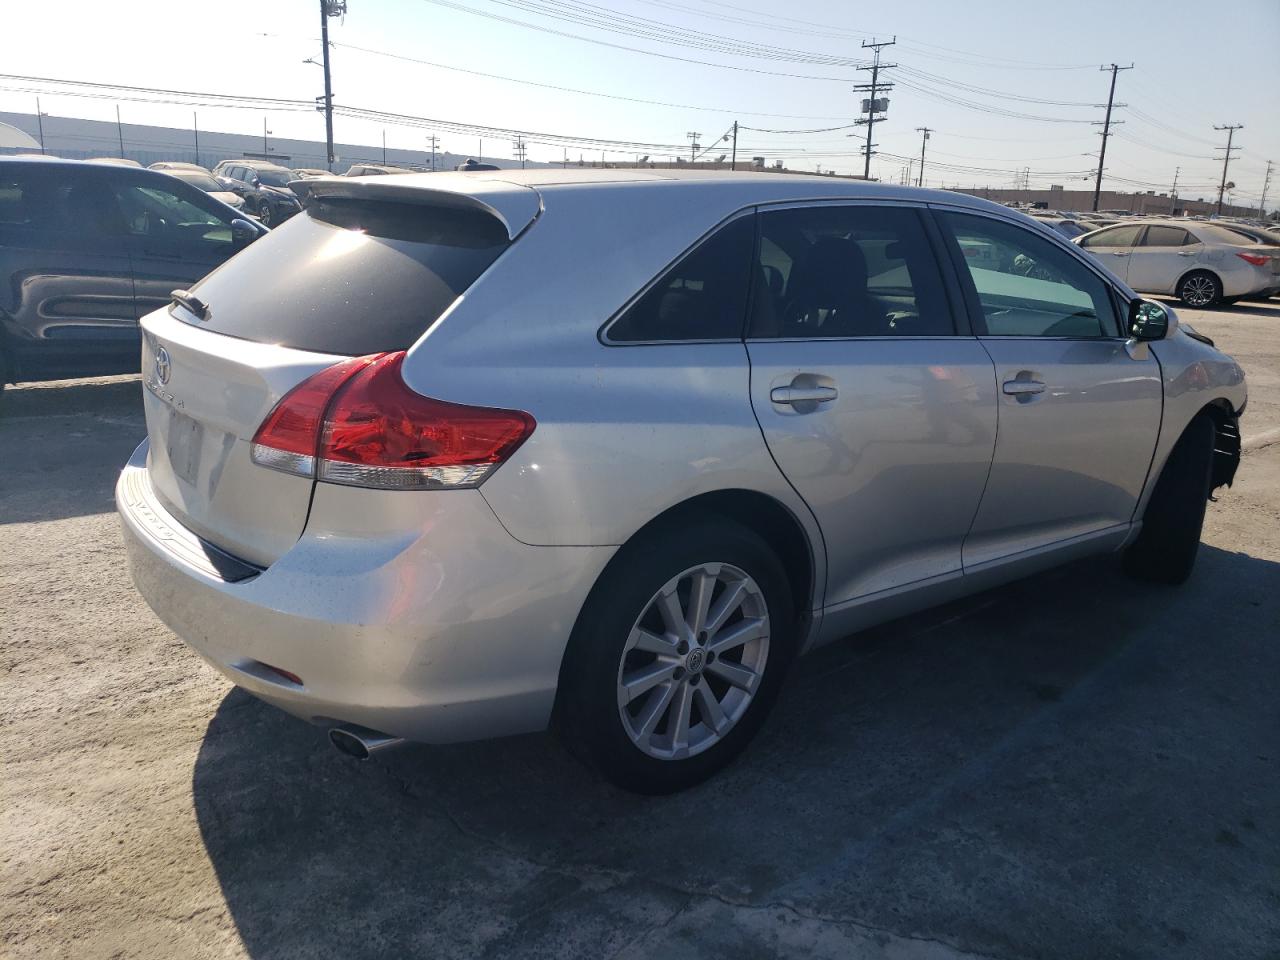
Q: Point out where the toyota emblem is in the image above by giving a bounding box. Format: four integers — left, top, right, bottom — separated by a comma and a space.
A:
154, 346, 172, 385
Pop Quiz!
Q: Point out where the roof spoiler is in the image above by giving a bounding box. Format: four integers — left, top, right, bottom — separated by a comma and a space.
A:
289, 176, 538, 240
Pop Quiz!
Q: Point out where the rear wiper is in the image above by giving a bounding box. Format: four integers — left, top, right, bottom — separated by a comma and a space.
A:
170, 289, 208, 321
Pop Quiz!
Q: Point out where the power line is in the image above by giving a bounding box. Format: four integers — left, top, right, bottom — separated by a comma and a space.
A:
330, 41, 850, 119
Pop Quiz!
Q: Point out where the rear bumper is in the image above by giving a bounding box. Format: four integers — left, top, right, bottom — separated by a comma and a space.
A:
116, 439, 614, 743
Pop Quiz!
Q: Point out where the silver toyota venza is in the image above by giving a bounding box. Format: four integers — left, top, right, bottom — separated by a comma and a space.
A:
117, 170, 1247, 793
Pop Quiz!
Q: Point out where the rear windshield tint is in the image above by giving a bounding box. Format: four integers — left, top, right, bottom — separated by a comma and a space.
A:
183, 198, 511, 354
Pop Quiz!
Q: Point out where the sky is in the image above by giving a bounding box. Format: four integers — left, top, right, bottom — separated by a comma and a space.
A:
2, 0, 1277, 205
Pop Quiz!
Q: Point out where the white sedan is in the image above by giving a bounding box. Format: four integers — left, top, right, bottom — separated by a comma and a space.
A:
1075, 219, 1280, 306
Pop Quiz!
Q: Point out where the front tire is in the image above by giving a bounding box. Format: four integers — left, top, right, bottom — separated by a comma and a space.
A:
558, 518, 795, 794
1177, 270, 1222, 308
257, 201, 274, 228
1124, 415, 1215, 585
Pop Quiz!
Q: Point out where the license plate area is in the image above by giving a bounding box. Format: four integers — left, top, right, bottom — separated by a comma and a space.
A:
166, 408, 205, 486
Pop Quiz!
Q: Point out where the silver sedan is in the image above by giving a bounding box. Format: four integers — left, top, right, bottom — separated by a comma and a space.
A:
1075, 218, 1280, 306
116, 171, 1247, 793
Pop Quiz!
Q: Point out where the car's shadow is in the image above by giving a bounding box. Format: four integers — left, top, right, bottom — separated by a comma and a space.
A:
192, 544, 1280, 959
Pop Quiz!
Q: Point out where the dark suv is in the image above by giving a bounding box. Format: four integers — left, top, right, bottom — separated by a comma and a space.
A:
0, 158, 263, 386
211, 161, 302, 227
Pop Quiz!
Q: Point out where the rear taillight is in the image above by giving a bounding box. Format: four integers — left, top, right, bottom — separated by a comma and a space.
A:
250, 351, 535, 489
1236, 251, 1271, 266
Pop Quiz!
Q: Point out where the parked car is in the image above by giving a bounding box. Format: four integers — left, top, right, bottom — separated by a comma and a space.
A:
115, 172, 1246, 793
291, 168, 329, 179
210, 159, 301, 226
1031, 216, 1088, 240
344, 163, 417, 177
1213, 221, 1280, 247
85, 157, 143, 168
1076, 219, 1280, 306
0, 157, 264, 386
149, 161, 211, 174
161, 168, 245, 210
456, 158, 501, 172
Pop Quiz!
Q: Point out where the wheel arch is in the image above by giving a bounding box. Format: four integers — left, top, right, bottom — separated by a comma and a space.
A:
1144, 398, 1239, 515
553, 487, 820, 714
1198, 398, 1242, 490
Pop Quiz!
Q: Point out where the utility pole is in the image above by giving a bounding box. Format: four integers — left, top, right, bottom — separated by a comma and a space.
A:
35, 97, 45, 154
1091, 63, 1132, 211
381, 130, 386, 165
512, 136, 526, 168
116, 105, 125, 159
262, 117, 271, 157
730, 121, 738, 171
193, 112, 200, 167
915, 126, 931, 187
1214, 124, 1243, 216
428, 135, 439, 171
1259, 160, 1274, 218
852, 37, 896, 180
686, 131, 701, 163
478, 137, 483, 162
318, 0, 344, 173
1169, 166, 1180, 214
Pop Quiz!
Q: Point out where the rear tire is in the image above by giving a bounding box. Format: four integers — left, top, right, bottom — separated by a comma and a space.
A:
558, 517, 795, 794
1177, 270, 1222, 308
1124, 415, 1215, 585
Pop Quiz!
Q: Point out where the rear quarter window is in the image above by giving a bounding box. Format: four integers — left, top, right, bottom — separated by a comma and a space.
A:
182, 198, 511, 355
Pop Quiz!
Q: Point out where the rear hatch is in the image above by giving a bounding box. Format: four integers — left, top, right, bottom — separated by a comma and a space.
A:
139, 175, 540, 567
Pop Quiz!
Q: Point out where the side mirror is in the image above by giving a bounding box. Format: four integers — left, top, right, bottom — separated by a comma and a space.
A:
1128, 298, 1170, 341
230, 218, 261, 247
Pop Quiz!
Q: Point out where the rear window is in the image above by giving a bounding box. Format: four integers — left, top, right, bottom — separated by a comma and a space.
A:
183, 198, 511, 355
1199, 224, 1259, 246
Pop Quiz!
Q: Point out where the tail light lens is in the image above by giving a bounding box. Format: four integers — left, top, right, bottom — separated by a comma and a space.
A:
251, 351, 535, 489
1236, 251, 1271, 266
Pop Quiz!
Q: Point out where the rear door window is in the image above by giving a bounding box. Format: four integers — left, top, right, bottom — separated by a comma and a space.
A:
749, 204, 953, 338
182, 198, 512, 355
1140, 225, 1190, 246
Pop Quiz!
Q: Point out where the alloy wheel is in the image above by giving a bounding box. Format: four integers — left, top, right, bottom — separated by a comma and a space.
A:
615, 562, 770, 760
1181, 275, 1215, 307
258, 202, 273, 227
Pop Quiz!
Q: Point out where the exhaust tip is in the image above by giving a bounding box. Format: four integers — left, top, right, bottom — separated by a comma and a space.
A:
329, 727, 372, 760
328, 724, 404, 761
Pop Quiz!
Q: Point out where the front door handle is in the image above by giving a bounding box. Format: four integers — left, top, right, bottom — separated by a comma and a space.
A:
1110, 251, 1129, 257
1177, 250, 1195, 256
1002, 379, 1046, 396
771, 384, 838, 405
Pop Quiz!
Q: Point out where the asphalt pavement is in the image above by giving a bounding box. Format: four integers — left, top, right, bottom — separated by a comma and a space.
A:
2, 300, 1278, 960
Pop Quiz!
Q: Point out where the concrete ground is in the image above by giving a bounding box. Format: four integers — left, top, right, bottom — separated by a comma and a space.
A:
2, 300, 1278, 960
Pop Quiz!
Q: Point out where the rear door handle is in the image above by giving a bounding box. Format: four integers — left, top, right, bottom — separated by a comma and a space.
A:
771, 385, 838, 405
1110, 251, 1129, 257
1002, 379, 1046, 396
1177, 250, 1195, 256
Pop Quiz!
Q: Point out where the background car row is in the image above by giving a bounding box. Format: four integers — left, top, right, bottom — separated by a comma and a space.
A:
1073, 219, 1280, 306
0, 157, 265, 386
